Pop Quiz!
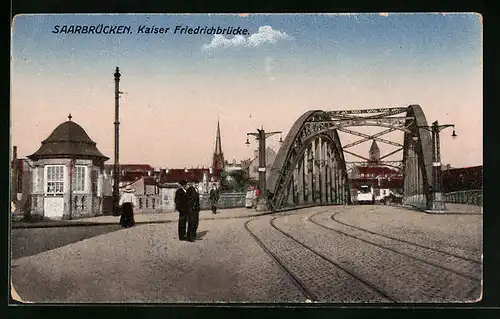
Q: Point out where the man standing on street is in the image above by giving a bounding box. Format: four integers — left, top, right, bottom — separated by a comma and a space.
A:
186, 178, 201, 242
209, 183, 220, 215
174, 180, 189, 241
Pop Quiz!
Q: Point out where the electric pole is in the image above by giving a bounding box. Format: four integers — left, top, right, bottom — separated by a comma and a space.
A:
113, 67, 121, 216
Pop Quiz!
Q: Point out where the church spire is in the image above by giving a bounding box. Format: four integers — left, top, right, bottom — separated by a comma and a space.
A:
215, 118, 222, 155
368, 140, 380, 165
212, 119, 225, 170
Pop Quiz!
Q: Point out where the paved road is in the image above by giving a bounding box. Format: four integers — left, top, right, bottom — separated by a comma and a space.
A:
11, 205, 482, 304
11, 225, 123, 259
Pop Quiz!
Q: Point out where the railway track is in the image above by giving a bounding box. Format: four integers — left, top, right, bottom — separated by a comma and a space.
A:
308, 211, 481, 282
244, 217, 397, 303
330, 211, 482, 264
243, 219, 316, 302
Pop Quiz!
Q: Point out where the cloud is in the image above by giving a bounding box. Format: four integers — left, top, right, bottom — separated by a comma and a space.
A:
247, 26, 293, 47
379, 12, 389, 17
201, 25, 293, 51
202, 34, 246, 51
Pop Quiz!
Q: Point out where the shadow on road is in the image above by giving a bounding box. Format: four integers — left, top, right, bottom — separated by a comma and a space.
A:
11, 225, 123, 259
196, 230, 209, 239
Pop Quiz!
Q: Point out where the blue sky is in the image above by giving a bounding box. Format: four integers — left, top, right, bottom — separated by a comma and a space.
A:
11, 13, 482, 168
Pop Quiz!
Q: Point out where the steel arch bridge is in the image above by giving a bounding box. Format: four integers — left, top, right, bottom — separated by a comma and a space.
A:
267, 105, 434, 210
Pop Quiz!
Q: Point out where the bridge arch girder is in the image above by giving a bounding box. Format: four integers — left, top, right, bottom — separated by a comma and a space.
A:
267, 110, 350, 210
402, 104, 434, 208
268, 105, 434, 210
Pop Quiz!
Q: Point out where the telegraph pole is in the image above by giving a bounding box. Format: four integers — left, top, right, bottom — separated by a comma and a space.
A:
113, 67, 121, 216
246, 127, 282, 211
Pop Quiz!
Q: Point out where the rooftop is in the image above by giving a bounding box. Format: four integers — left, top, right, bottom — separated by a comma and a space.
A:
28, 116, 108, 161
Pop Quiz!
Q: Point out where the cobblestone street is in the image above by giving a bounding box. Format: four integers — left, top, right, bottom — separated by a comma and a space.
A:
11, 205, 482, 304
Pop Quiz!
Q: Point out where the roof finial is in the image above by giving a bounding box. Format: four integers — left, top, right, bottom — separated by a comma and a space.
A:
68, 113, 73, 121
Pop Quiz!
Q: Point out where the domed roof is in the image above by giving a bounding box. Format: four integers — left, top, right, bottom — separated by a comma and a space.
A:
28, 117, 109, 161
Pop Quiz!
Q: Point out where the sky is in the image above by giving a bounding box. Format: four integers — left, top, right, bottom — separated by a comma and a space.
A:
11, 13, 482, 169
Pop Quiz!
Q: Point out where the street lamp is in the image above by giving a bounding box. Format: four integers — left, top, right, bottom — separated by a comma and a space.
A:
246, 127, 283, 211
112, 67, 121, 216
417, 120, 457, 210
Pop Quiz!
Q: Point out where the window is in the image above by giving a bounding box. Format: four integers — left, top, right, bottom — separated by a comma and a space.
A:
72, 166, 86, 192
46, 165, 64, 194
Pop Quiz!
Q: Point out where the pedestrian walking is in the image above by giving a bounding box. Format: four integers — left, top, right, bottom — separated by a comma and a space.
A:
174, 180, 190, 241
186, 178, 201, 242
209, 183, 220, 214
119, 185, 137, 228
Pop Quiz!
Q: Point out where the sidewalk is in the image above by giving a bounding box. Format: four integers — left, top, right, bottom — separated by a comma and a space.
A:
11, 207, 274, 229
422, 203, 482, 215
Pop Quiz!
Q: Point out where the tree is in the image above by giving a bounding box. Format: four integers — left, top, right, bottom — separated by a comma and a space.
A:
220, 169, 256, 193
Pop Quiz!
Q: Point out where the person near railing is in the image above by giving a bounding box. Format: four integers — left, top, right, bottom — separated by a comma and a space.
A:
209, 183, 220, 214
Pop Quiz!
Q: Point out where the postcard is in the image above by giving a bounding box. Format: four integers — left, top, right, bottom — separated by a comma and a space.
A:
10, 13, 482, 304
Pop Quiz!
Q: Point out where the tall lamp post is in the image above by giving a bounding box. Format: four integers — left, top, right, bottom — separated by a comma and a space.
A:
246, 127, 283, 211
418, 120, 457, 210
113, 67, 121, 216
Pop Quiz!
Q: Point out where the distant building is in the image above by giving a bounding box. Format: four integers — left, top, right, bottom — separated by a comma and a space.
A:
103, 164, 155, 184
27, 115, 109, 219
248, 147, 277, 181
368, 140, 381, 166
158, 167, 218, 194
10, 147, 33, 216
442, 165, 482, 192
349, 141, 403, 202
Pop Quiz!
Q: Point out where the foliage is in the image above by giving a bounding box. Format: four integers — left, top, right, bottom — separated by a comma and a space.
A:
220, 169, 256, 193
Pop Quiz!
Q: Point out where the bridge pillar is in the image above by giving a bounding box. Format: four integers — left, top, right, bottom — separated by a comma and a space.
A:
338, 165, 345, 205
310, 142, 316, 203
335, 160, 342, 205
320, 138, 327, 204
306, 146, 313, 204
328, 149, 333, 203
325, 154, 330, 203
315, 137, 322, 204
298, 160, 304, 204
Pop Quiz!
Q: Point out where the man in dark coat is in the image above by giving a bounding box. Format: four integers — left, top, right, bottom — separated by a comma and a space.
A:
209, 183, 220, 214
186, 178, 201, 242
174, 180, 190, 241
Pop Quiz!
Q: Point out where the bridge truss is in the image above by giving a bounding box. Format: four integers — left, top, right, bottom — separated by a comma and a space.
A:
267, 105, 434, 210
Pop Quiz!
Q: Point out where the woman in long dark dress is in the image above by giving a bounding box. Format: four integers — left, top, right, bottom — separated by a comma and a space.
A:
119, 185, 137, 228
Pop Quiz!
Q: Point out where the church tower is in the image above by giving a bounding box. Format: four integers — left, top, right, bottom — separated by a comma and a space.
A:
212, 119, 225, 171
368, 140, 380, 166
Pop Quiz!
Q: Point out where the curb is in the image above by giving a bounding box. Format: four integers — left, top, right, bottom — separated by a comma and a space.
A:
10, 205, 323, 229
403, 205, 482, 215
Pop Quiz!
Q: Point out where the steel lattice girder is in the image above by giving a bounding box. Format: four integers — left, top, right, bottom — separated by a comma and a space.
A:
339, 127, 402, 148
267, 105, 433, 210
267, 110, 349, 209
327, 107, 408, 116
272, 133, 346, 208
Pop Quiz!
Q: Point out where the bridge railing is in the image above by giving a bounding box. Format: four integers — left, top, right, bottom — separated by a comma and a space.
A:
199, 193, 247, 210
403, 194, 427, 210
443, 190, 482, 206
